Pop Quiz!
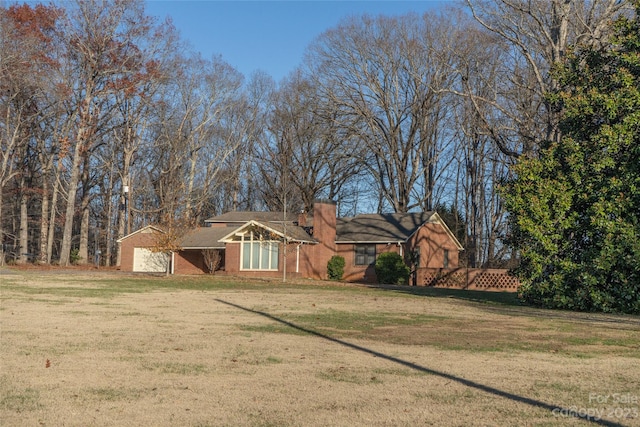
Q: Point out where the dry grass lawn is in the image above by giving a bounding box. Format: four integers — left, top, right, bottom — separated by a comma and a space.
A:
1, 269, 639, 426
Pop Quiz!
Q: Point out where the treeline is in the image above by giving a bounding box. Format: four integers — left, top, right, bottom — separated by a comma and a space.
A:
0, 0, 630, 269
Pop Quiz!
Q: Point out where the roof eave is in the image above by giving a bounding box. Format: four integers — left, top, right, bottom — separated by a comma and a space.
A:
116, 225, 164, 243
336, 240, 406, 244
218, 220, 315, 244
180, 246, 225, 250
430, 212, 465, 251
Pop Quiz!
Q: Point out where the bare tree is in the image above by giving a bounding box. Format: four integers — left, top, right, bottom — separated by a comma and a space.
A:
188, 56, 249, 222
441, 11, 511, 267
259, 70, 363, 214
201, 249, 222, 274
307, 12, 457, 213
57, 0, 160, 266
463, 0, 631, 157
99, 15, 178, 267
1, 0, 272, 268
141, 54, 247, 226
0, 4, 64, 264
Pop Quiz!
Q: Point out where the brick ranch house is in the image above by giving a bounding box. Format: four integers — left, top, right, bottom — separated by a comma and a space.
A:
117, 200, 463, 282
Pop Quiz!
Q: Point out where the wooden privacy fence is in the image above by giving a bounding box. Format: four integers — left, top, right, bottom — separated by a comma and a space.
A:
416, 268, 520, 292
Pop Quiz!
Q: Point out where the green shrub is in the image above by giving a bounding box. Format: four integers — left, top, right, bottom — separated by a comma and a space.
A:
375, 252, 410, 285
327, 255, 345, 281
70, 248, 82, 265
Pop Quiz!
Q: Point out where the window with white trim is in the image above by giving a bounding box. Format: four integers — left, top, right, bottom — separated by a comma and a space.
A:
240, 231, 279, 270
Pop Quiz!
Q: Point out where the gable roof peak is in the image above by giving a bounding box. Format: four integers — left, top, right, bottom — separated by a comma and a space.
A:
218, 219, 316, 244
205, 210, 298, 224
116, 224, 164, 243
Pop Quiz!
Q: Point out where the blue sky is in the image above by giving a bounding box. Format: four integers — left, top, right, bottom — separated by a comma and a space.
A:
145, 1, 450, 83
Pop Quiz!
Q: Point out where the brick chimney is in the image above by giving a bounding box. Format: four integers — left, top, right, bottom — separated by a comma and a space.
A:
298, 210, 308, 227
311, 199, 336, 248
309, 199, 337, 280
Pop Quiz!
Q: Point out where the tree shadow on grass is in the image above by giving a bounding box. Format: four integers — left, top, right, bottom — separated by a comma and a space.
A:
366, 284, 522, 306
216, 298, 625, 427
366, 285, 640, 328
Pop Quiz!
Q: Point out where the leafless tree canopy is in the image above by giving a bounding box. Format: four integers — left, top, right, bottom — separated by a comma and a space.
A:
306, 12, 460, 213
464, 0, 632, 157
1, 0, 632, 267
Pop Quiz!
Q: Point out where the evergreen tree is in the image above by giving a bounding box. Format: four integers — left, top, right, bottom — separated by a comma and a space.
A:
502, 1, 640, 314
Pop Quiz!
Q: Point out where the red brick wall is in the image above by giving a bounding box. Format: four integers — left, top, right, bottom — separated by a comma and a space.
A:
293, 243, 317, 278
407, 222, 459, 268
224, 243, 241, 273
120, 229, 219, 275
338, 243, 403, 283
336, 222, 460, 283
174, 250, 206, 275
310, 201, 337, 280
118, 229, 161, 271
278, 200, 339, 280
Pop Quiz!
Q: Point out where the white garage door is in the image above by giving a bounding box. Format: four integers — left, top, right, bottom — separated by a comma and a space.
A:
133, 248, 169, 272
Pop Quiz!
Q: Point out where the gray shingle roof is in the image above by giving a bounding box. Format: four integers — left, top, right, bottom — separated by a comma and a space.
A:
218, 220, 315, 243
201, 209, 444, 246
179, 227, 232, 249
336, 212, 435, 242
205, 211, 298, 223
253, 221, 315, 243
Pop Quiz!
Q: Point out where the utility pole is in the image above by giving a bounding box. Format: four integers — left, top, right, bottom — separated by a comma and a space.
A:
282, 164, 287, 283
123, 184, 130, 235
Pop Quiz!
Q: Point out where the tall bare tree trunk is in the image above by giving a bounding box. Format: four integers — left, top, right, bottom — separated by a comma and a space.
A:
38, 177, 49, 264
184, 150, 198, 220
47, 161, 63, 264
37, 134, 57, 264
115, 192, 126, 267
0, 189, 4, 266
18, 187, 29, 264
77, 195, 90, 265
104, 165, 115, 266
77, 155, 91, 265
59, 146, 81, 266
60, 84, 94, 266
115, 153, 132, 267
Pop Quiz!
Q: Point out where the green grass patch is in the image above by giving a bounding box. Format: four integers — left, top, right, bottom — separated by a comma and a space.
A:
317, 367, 383, 385
1, 274, 353, 299
239, 309, 445, 342
2, 272, 521, 308
281, 309, 444, 333
235, 301, 639, 357
87, 387, 142, 401
238, 324, 310, 336
143, 362, 208, 375
237, 306, 640, 357
381, 285, 522, 306
372, 367, 421, 377
0, 387, 41, 411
